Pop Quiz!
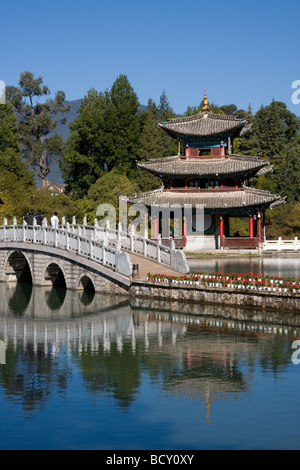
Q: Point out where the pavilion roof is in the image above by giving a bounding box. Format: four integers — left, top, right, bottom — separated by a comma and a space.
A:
157, 112, 249, 138
128, 186, 285, 211
137, 154, 271, 178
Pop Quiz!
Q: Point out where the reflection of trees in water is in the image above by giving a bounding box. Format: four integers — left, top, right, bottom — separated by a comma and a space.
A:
0, 340, 72, 414
73, 342, 141, 408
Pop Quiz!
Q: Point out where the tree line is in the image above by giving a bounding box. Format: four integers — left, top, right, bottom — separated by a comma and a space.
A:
1, 71, 300, 237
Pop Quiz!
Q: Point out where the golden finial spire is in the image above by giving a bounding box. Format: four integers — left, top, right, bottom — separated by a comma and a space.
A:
202, 88, 210, 113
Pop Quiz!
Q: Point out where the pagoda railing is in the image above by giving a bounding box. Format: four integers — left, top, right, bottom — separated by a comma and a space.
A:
221, 236, 259, 249
166, 187, 242, 193
150, 237, 186, 249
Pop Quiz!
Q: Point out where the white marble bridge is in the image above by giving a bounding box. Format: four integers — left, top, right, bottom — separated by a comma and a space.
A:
0, 217, 189, 293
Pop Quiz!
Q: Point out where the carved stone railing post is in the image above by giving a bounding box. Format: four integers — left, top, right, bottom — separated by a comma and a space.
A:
130, 225, 135, 253
43, 225, 47, 245
157, 234, 161, 263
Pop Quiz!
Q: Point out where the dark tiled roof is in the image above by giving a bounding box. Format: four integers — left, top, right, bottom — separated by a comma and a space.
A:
128, 187, 285, 210
158, 112, 249, 137
137, 154, 271, 178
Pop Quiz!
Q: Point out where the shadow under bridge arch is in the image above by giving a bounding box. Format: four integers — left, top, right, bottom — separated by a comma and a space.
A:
44, 263, 67, 288
78, 275, 96, 305
4, 251, 33, 284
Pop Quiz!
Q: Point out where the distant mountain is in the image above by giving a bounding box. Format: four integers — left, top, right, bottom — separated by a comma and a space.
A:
52, 99, 82, 141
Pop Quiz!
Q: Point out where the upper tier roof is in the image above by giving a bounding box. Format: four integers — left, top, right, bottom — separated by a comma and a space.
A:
158, 112, 250, 138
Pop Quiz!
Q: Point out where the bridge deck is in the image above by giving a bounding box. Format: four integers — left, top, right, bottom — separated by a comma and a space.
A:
129, 254, 182, 280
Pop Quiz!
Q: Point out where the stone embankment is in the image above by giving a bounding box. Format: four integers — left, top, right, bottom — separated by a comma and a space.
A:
130, 280, 300, 314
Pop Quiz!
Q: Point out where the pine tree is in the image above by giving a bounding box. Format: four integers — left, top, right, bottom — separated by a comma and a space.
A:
61, 88, 109, 197
62, 75, 141, 197
239, 100, 300, 199
139, 99, 163, 160
104, 74, 140, 171
157, 90, 178, 157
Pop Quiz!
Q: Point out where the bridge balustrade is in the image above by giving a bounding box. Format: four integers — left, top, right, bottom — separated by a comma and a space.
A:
0, 218, 190, 275
0, 224, 116, 270
65, 221, 189, 273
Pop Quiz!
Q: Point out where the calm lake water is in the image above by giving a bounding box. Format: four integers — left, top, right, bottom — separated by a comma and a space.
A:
0, 257, 300, 450
189, 255, 300, 279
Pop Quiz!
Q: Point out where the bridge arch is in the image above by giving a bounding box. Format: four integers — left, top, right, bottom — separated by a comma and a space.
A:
78, 275, 96, 292
4, 250, 33, 284
0, 243, 131, 295
43, 262, 67, 288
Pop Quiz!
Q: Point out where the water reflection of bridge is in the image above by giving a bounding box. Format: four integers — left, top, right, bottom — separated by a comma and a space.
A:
0, 284, 299, 351
0, 284, 299, 419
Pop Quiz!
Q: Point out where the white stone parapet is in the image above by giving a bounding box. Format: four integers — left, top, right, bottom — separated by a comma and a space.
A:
0, 218, 190, 275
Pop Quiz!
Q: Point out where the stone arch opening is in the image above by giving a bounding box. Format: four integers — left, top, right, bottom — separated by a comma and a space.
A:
44, 263, 67, 288
5, 251, 32, 284
78, 276, 95, 305
79, 276, 95, 292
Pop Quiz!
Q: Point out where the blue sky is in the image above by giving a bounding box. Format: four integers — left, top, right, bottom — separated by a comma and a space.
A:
1, 0, 300, 115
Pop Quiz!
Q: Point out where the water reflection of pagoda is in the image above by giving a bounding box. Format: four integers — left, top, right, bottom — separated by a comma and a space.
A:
130, 90, 285, 251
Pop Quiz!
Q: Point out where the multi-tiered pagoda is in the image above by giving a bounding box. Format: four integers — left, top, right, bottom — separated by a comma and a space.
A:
129, 90, 285, 251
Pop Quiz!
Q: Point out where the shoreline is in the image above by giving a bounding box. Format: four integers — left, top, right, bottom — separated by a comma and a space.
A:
130, 279, 300, 315
186, 250, 300, 259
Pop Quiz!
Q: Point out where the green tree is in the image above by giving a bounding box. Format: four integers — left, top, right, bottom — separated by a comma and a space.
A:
61, 88, 109, 197
138, 99, 162, 161
105, 74, 140, 171
239, 100, 300, 199
80, 167, 138, 223
7, 71, 70, 187
156, 90, 178, 157
0, 103, 33, 185
62, 75, 141, 197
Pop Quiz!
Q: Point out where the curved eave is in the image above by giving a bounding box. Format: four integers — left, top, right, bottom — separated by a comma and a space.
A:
157, 123, 246, 140
128, 187, 285, 211
157, 112, 249, 138
137, 156, 271, 179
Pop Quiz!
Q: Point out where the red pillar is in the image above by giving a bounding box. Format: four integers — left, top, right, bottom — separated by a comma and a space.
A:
249, 215, 254, 238
220, 216, 224, 237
